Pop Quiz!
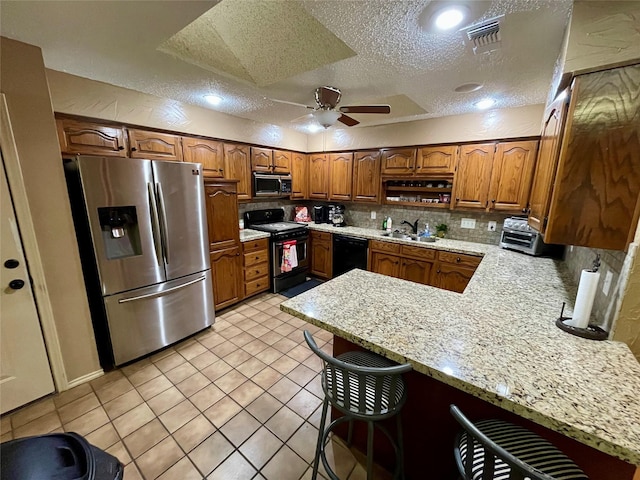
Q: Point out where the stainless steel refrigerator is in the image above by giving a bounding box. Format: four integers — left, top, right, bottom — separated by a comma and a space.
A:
64, 155, 214, 368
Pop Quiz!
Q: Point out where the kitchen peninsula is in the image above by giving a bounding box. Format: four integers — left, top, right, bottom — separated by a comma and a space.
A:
280, 243, 640, 479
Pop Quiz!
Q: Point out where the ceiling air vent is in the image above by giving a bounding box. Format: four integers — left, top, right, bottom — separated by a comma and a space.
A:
463, 15, 503, 55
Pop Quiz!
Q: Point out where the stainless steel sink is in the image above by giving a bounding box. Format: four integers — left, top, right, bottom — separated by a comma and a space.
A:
391, 232, 411, 239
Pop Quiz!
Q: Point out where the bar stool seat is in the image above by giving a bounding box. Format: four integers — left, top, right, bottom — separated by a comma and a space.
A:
304, 331, 412, 480
451, 405, 589, 480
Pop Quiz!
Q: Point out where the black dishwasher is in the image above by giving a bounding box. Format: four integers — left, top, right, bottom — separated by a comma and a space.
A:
333, 234, 369, 277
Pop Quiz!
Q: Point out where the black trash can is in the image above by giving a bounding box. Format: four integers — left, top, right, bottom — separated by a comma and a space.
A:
0, 432, 124, 480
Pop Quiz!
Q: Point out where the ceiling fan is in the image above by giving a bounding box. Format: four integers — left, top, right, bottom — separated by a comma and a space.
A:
271, 86, 391, 128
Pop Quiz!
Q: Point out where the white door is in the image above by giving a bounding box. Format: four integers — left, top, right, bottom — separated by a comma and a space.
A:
1, 156, 54, 413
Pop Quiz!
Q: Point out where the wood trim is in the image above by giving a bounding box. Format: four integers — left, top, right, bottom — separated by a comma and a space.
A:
1, 95, 69, 392
66, 369, 104, 389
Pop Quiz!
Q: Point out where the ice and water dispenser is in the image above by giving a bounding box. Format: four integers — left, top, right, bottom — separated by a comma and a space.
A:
97, 206, 142, 260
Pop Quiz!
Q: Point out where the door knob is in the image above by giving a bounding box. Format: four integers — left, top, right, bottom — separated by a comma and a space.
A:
9, 279, 25, 290
4, 259, 19, 269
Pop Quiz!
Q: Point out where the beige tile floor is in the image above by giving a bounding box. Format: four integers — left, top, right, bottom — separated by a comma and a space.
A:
0, 293, 393, 480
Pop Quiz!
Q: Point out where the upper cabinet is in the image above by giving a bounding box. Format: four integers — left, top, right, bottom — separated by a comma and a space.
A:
290, 152, 308, 200
182, 137, 225, 178
381, 148, 417, 175
416, 145, 458, 175
56, 118, 128, 157
251, 147, 291, 174
223, 143, 252, 201
309, 154, 329, 200
128, 129, 183, 161
272, 150, 291, 174
328, 153, 353, 201
352, 151, 381, 203
543, 64, 640, 251
452, 143, 495, 210
488, 140, 538, 213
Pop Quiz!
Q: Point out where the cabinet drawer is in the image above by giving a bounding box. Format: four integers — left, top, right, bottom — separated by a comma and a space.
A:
243, 238, 269, 252
370, 240, 401, 254
312, 231, 332, 242
244, 250, 269, 267
245, 263, 269, 281
437, 251, 482, 268
246, 277, 269, 296
400, 245, 436, 261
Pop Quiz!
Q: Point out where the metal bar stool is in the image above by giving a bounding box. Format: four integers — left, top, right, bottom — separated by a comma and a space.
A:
304, 330, 412, 480
450, 405, 589, 480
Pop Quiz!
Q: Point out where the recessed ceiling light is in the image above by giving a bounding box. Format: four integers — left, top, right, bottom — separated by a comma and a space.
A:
434, 7, 465, 30
475, 98, 495, 109
204, 94, 222, 105
454, 83, 483, 93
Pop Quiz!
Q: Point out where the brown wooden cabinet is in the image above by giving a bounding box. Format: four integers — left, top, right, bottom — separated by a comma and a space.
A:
371, 252, 401, 278
528, 93, 570, 234
452, 143, 495, 210
400, 257, 432, 284
242, 238, 270, 298
251, 147, 273, 172
273, 150, 291, 174
488, 140, 538, 213
223, 143, 252, 201
352, 151, 381, 203
543, 63, 640, 250
381, 148, 417, 175
210, 247, 243, 309
128, 129, 183, 161
56, 118, 128, 157
291, 152, 308, 199
309, 154, 329, 200
183, 137, 224, 178
328, 153, 353, 201
429, 263, 476, 294
310, 230, 332, 279
416, 145, 458, 175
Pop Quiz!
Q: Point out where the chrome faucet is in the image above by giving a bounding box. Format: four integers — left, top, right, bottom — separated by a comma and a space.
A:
401, 219, 419, 234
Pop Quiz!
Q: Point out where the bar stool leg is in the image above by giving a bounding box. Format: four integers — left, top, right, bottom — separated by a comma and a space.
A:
366, 420, 375, 480
396, 414, 405, 480
347, 419, 354, 447
312, 397, 330, 480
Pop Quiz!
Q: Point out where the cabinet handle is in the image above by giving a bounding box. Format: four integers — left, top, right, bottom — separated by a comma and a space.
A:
255, 270, 260, 274
437, 269, 441, 274
522, 208, 527, 213
236, 253, 240, 256
255, 256, 260, 260
492, 199, 496, 203
456, 198, 460, 202
131, 147, 137, 151
219, 169, 224, 172
456, 257, 461, 263
118, 146, 124, 150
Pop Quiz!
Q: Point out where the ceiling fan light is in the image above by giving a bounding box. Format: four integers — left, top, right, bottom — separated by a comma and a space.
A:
434, 7, 465, 30
204, 94, 222, 105
313, 109, 341, 128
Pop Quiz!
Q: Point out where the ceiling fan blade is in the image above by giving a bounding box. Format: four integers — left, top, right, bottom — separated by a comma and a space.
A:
337, 114, 359, 127
339, 105, 391, 114
290, 113, 314, 123
266, 97, 314, 109
317, 86, 341, 107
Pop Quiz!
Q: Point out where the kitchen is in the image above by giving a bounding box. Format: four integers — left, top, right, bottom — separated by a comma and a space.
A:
1, 1, 640, 479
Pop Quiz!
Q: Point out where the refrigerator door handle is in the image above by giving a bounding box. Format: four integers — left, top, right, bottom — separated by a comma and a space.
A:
117, 274, 207, 304
156, 182, 170, 264
147, 182, 163, 266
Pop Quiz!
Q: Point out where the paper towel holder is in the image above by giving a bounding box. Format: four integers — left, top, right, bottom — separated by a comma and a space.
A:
555, 302, 608, 341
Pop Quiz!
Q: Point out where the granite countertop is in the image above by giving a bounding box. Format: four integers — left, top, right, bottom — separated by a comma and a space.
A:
280, 237, 640, 466
239, 229, 270, 242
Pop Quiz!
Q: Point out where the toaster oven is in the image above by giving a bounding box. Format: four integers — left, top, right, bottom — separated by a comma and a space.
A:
500, 217, 561, 257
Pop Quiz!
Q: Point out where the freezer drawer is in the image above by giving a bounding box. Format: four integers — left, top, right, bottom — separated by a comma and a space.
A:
103, 270, 214, 365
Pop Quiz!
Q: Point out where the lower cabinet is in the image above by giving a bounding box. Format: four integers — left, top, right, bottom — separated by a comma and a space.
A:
400, 257, 432, 285
243, 238, 270, 297
210, 247, 243, 310
310, 231, 332, 279
430, 263, 476, 293
370, 252, 401, 278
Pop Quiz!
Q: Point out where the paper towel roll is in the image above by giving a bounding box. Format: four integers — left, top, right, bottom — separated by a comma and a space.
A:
570, 269, 600, 329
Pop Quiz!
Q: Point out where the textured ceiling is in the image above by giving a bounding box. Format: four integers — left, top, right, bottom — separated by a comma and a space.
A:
0, 0, 573, 132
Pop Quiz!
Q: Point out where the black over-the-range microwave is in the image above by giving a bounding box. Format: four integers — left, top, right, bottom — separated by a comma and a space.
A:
253, 172, 292, 197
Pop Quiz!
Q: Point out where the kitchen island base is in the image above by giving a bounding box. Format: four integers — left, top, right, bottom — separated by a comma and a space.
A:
332, 336, 637, 480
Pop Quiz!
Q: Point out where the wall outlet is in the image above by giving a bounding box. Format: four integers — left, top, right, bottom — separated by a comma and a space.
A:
602, 270, 613, 296
461, 218, 476, 229
487, 221, 497, 232
371, 211, 376, 220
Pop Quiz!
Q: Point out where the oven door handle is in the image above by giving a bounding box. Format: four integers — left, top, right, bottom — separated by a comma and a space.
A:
274, 238, 308, 248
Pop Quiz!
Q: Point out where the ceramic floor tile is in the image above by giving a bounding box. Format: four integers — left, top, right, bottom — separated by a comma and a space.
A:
236, 357, 268, 378
254, 346, 283, 364
127, 363, 162, 387
246, 325, 270, 339
112, 403, 155, 438
10, 398, 55, 428
318, 437, 358, 480
204, 396, 242, 428
219, 410, 260, 447
261, 445, 309, 480
265, 406, 304, 442
189, 383, 225, 412
241, 338, 270, 355
153, 352, 187, 373
137, 374, 173, 401
287, 364, 317, 387
228, 381, 264, 407
189, 350, 218, 370
103, 388, 144, 420
274, 322, 296, 337
305, 375, 324, 399
246, 393, 282, 424
57, 392, 100, 424
159, 400, 199, 433
0, 432, 12, 442
252, 366, 283, 390
288, 344, 314, 363
287, 422, 320, 463
146, 386, 186, 416
208, 450, 258, 480
94, 376, 134, 404
14, 410, 61, 438
157, 457, 203, 480
176, 371, 210, 397
165, 362, 198, 384
121, 358, 152, 377
260, 331, 284, 346
214, 370, 248, 393
122, 418, 169, 458
238, 426, 283, 470
201, 359, 233, 382
85, 422, 119, 450
229, 332, 255, 348
271, 355, 299, 375
224, 349, 252, 367
173, 414, 216, 452
210, 341, 238, 358
287, 389, 322, 420
53, 383, 93, 409
177, 340, 207, 360
268, 377, 302, 403
188, 431, 235, 477
89, 370, 124, 391
0, 415, 11, 434
123, 463, 144, 480
136, 436, 184, 480
106, 440, 131, 466
198, 332, 226, 349
62, 407, 109, 437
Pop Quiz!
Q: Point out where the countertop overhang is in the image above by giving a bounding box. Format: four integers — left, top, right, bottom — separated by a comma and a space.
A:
280, 232, 640, 466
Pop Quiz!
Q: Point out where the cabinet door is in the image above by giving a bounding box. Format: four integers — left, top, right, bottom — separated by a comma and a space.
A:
400, 257, 432, 285
183, 137, 224, 177
430, 263, 474, 293
416, 145, 458, 175
204, 182, 240, 251
352, 151, 381, 203
381, 148, 416, 175
251, 147, 273, 172
528, 94, 569, 233
210, 247, 242, 309
223, 143, 252, 201
291, 152, 308, 199
128, 129, 183, 161
310, 235, 332, 279
273, 150, 291, 174
371, 252, 401, 278
56, 118, 127, 157
329, 153, 353, 201
452, 143, 495, 210
309, 154, 329, 200
488, 140, 538, 213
